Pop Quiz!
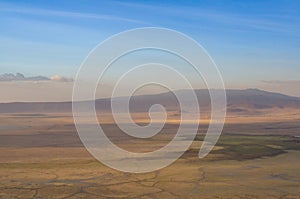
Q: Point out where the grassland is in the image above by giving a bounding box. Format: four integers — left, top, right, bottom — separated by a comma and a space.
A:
193, 134, 300, 161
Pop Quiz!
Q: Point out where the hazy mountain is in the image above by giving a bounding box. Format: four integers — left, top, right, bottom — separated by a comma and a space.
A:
1, 89, 300, 113
0, 73, 49, 81
0, 73, 73, 82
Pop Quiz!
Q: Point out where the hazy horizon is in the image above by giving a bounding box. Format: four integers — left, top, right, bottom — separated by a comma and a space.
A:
0, 72, 300, 102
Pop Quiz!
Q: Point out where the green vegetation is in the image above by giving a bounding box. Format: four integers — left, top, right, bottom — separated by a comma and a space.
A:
194, 134, 300, 161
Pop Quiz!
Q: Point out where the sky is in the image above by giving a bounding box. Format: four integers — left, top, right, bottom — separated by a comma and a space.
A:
0, 0, 300, 102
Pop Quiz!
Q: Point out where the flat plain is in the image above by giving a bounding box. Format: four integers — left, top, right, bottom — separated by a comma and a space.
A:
0, 111, 299, 199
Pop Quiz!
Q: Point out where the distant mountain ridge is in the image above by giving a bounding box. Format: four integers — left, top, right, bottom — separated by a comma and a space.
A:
0, 89, 300, 113
0, 73, 49, 81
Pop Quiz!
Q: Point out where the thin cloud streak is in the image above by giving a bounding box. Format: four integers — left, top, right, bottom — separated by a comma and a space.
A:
260, 80, 300, 98
262, 80, 300, 85
0, 4, 146, 25
112, 1, 299, 33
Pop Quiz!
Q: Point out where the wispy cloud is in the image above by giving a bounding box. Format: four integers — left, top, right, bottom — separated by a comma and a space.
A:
262, 80, 300, 85
260, 80, 300, 97
112, 1, 299, 33
0, 4, 146, 25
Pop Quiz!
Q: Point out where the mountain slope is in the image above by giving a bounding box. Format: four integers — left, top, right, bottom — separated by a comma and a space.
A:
0, 89, 300, 113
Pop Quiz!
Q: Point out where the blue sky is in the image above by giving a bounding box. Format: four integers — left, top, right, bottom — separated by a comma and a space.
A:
0, 0, 300, 100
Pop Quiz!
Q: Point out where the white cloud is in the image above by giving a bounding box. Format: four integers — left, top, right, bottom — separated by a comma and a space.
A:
50, 75, 73, 82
